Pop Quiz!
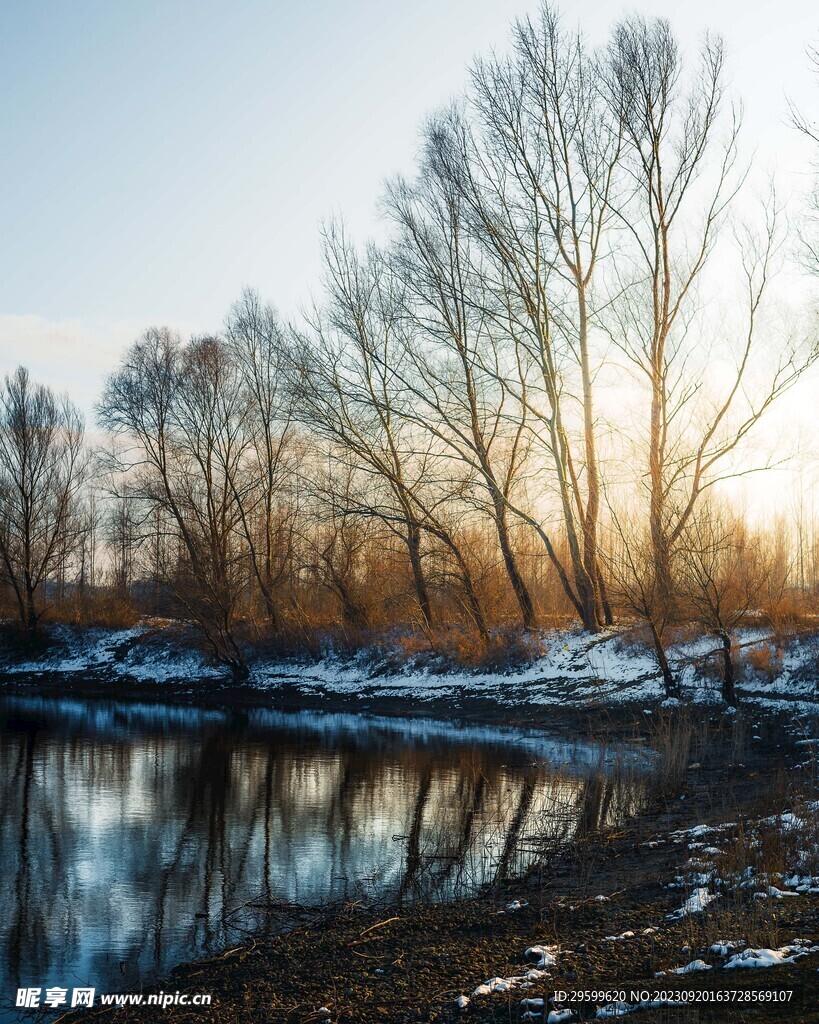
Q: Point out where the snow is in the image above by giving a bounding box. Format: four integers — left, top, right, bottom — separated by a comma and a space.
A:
669, 823, 735, 843
597, 1000, 685, 1018
472, 946, 558, 1001
472, 976, 517, 997
505, 899, 529, 912
766, 885, 800, 898
455, 995, 470, 1009
525, 944, 560, 969
5, 622, 819, 714
258, 626, 819, 712
723, 943, 819, 969
472, 971, 545, 997
670, 959, 712, 974
522, 997, 548, 1019
0, 623, 224, 685
596, 1004, 631, 1019
666, 887, 719, 920
710, 940, 743, 956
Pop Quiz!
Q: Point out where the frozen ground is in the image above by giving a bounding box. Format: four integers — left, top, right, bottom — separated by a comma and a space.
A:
464, 798, 819, 1020
1, 621, 818, 714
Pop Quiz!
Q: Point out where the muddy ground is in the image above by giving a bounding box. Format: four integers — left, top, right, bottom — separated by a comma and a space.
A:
41, 708, 819, 1024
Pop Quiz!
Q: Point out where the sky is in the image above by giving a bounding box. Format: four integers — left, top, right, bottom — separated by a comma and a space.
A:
0, 0, 817, 420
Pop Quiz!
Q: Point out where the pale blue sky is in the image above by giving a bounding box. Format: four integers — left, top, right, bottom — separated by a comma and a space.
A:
0, 0, 817, 414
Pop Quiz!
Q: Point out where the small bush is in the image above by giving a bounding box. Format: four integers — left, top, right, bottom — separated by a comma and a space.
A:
744, 642, 783, 683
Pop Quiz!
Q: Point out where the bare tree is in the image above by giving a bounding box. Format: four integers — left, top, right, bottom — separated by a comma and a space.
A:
386, 164, 536, 629
104, 484, 139, 600
606, 17, 738, 609
790, 43, 819, 272
606, 17, 817, 615
297, 469, 373, 632
0, 367, 86, 637
472, 3, 621, 629
287, 228, 438, 629
407, 4, 622, 631
603, 500, 678, 697
678, 506, 772, 705
226, 288, 298, 628
98, 330, 251, 677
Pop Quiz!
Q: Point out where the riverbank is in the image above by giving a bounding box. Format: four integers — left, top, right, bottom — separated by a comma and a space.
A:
52, 710, 819, 1023
2, 620, 819, 724
4, 623, 819, 1022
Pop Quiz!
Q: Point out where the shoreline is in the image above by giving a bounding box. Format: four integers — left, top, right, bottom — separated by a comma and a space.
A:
39, 710, 819, 1024
0, 669, 655, 735
2, 637, 819, 1021
2, 620, 818, 728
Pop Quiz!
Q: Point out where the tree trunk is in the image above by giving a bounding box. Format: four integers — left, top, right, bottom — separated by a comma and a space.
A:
578, 287, 608, 631
338, 583, 369, 631
461, 571, 490, 646
718, 630, 736, 706
597, 568, 614, 626
434, 523, 490, 645
493, 498, 535, 629
649, 337, 675, 613
649, 621, 677, 698
24, 582, 38, 638
406, 522, 433, 629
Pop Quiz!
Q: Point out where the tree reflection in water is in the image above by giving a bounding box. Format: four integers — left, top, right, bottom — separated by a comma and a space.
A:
0, 698, 647, 1011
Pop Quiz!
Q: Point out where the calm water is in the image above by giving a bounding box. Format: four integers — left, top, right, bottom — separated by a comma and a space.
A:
0, 694, 645, 1017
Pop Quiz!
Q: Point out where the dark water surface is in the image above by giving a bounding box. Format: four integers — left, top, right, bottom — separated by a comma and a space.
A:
0, 694, 646, 1017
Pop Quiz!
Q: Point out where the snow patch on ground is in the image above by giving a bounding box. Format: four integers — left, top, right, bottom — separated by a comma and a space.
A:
1, 623, 224, 684
472, 945, 559, 1001
666, 887, 719, 920
669, 958, 712, 974
724, 941, 819, 968
525, 944, 560, 969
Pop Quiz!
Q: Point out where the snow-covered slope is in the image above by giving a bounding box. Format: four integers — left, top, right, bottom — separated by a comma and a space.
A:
1, 622, 817, 712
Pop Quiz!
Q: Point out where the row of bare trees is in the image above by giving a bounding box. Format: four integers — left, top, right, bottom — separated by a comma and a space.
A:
1, 5, 818, 697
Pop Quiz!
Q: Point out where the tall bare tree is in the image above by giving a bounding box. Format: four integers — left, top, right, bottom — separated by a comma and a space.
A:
606, 17, 817, 613
790, 43, 819, 273
288, 227, 438, 628
473, 4, 621, 628
409, 4, 622, 630
386, 163, 536, 629
98, 330, 250, 677
0, 367, 86, 636
226, 288, 297, 628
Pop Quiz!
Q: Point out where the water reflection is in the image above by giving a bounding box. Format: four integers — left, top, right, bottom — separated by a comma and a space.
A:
0, 696, 646, 1015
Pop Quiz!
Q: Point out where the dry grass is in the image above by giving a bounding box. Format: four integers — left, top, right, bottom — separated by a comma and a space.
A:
744, 641, 783, 682
644, 707, 698, 795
